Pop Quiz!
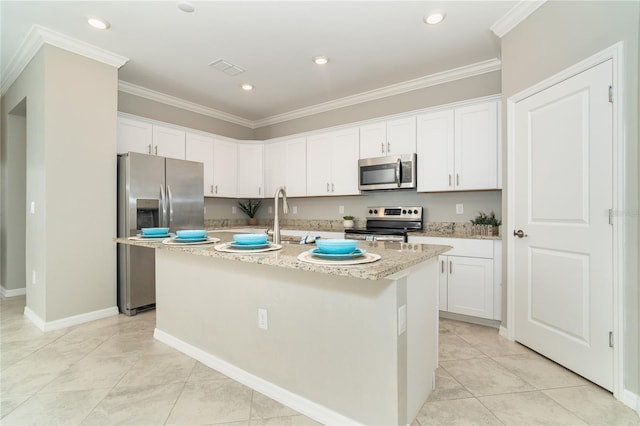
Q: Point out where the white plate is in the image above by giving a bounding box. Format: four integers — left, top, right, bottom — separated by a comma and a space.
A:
214, 243, 282, 253
297, 251, 381, 265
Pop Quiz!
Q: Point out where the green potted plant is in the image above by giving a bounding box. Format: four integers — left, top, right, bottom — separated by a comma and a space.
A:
343, 215, 355, 229
238, 199, 262, 226
470, 211, 501, 236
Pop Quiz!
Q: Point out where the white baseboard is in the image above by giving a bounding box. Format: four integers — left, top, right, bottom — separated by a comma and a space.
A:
1, 286, 26, 298
618, 389, 640, 413
499, 325, 511, 340
24, 305, 119, 332
154, 328, 360, 426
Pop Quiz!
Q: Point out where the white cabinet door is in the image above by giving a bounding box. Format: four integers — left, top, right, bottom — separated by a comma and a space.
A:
237, 143, 264, 198
359, 117, 416, 159
447, 256, 494, 319
185, 133, 215, 196
359, 121, 387, 159
264, 137, 307, 198
438, 255, 448, 311
330, 127, 360, 196
454, 101, 498, 190
417, 110, 455, 191
264, 141, 286, 197
118, 116, 153, 155
386, 116, 416, 156
152, 125, 185, 160
306, 132, 334, 196
212, 139, 237, 198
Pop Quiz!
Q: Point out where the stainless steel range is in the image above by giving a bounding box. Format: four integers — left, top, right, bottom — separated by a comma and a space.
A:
344, 206, 423, 242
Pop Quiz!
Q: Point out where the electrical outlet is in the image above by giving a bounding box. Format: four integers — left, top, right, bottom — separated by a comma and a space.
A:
456, 204, 464, 214
398, 305, 407, 335
292, 206, 298, 214
232, 206, 237, 214
258, 308, 268, 330
32, 270, 37, 286
30, 201, 35, 214
268, 206, 273, 214
339, 205, 345, 214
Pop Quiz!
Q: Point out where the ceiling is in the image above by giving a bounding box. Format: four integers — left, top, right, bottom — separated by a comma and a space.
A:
1, 1, 520, 126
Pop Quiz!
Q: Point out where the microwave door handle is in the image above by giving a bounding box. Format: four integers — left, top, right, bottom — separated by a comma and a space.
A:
395, 158, 402, 187
160, 184, 167, 227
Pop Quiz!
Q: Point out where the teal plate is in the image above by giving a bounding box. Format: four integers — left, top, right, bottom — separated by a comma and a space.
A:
227, 241, 271, 250
172, 236, 207, 242
310, 248, 366, 260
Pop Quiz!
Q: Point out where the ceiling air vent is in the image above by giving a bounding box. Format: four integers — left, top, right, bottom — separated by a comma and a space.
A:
209, 59, 245, 76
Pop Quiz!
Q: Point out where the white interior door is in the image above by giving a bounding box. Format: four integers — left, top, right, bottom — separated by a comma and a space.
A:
513, 59, 613, 390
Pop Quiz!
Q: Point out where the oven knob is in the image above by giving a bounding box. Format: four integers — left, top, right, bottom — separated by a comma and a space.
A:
402, 209, 407, 214
413, 209, 418, 214
368, 209, 373, 214
373, 209, 378, 214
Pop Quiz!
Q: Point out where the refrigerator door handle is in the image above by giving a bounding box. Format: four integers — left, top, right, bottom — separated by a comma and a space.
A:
167, 185, 174, 228
160, 184, 167, 227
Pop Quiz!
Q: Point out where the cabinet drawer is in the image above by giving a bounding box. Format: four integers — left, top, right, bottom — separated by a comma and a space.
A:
409, 237, 493, 258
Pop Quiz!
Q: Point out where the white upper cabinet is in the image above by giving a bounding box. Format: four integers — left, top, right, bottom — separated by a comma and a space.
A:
185, 132, 215, 196
359, 116, 416, 159
417, 100, 499, 192
264, 137, 307, 198
117, 116, 153, 155
237, 143, 264, 198
454, 102, 498, 190
212, 139, 237, 198
117, 115, 185, 160
152, 125, 186, 160
307, 127, 360, 196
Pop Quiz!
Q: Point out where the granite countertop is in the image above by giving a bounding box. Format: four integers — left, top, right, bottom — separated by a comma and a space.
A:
116, 231, 451, 281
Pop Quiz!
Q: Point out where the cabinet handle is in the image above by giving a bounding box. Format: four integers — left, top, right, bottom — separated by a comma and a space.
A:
148, 144, 152, 155
387, 141, 390, 152
456, 174, 459, 186
441, 260, 444, 273
448, 174, 452, 187
258, 187, 261, 195
215, 185, 218, 194
381, 142, 385, 154
154, 145, 158, 156
327, 183, 330, 192
210, 185, 214, 194
449, 260, 453, 274
331, 183, 335, 192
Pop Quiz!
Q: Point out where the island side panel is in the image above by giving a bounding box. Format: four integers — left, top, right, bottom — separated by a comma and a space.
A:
155, 249, 402, 425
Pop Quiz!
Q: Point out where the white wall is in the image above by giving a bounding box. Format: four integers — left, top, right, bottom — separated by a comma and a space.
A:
501, 0, 639, 399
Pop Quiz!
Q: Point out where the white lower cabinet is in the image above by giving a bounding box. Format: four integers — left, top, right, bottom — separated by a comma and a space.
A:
410, 237, 501, 321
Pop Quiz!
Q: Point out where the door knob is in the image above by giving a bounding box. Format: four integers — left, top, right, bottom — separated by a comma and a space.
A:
513, 229, 528, 238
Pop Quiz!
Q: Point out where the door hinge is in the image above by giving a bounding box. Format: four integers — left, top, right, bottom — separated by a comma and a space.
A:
609, 209, 614, 225
609, 331, 614, 348
608, 85, 613, 103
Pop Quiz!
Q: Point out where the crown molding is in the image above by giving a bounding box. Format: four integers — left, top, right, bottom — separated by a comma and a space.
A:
252, 58, 502, 128
118, 81, 255, 128
1, 25, 129, 95
491, 0, 547, 38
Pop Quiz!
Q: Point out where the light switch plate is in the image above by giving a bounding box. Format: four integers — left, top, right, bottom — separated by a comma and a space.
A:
258, 308, 268, 330
456, 204, 464, 214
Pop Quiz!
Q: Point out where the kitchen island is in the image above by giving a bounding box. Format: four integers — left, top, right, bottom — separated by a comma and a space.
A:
117, 232, 450, 425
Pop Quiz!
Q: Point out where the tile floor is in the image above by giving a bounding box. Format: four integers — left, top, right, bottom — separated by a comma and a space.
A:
1, 296, 639, 425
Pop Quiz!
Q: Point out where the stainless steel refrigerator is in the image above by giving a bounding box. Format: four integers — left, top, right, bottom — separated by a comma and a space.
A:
117, 152, 204, 315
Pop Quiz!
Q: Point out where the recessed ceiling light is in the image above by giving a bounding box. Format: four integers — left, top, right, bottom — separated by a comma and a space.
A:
313, 56, 329, 65
241, 84, 254, 91
177, 1, 195, 13
87, 16, 110, 30
424, 11, 446, 25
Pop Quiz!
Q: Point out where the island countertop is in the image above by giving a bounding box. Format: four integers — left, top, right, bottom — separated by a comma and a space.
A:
116, 231, 450, 281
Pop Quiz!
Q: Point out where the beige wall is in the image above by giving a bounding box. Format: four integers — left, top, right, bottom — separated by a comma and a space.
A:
118, 91, 254, 140
254, 71, 501, 139
1, 45, 119, 321
502, 0, 639, 397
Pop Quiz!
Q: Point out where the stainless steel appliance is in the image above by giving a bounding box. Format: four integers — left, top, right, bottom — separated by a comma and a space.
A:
358, 153, 417, 191
344, 206, 423, 242
117, 152, 204, 315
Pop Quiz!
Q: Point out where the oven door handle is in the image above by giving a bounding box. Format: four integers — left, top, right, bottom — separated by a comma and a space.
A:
395, 158, 402, 187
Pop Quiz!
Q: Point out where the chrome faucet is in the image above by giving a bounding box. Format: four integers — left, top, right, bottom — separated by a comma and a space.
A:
273, 186, 288, 244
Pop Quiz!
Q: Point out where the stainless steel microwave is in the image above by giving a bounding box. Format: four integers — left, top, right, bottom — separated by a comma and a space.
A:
358, 154, 417, 191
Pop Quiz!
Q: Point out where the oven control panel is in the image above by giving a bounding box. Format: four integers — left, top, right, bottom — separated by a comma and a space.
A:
366, 206, 422, 220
